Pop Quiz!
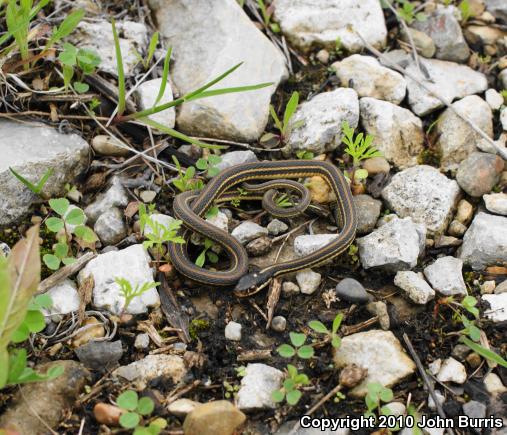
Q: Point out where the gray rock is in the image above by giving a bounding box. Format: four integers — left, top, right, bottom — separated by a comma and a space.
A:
501, 107, 507, 131
149, 0, 288, 142
412, 5, 470, 62
43, 279, 80, 323
91, 135, 130, 157
486, 0, 507, 22
335, 278, 370, 304
459, 212, 507, 270
333, 330, 416, 397
496, 280, 507, 294
114, 354, 187, 384
484, 373, 507, 395
271, 316, 287, 332
135, 78, 175, 128
267, 219, 288, 235
401, 27, 436, 58
501, 69, 507, 89
357, 216, 426, 272
448, 220, 468, 237
282, 281, 300, 295
424, 256, 467, 296
381, 165, 461, 234
353, 194, 382, 235
284, 88, 359, 155
84, 177, 129, 223
436, 357, 467, 384
483, 293, 507, 322
484, 193, 507, 215
333, 55, 406, 104
394, 271, 435, 304
246, 236, 272, 257
78, 244, 159, 315
367, 301, 390, 330
0, 242, 10, 257
485, 89, 504, 111
236, 363, 284, 411
386, 402, 406, 417
75, 340, 123, 370
273, 0, 387, 53
435, 96, 493, 171
231, 221, 268, 244
215, 151, 258, 172
134, 333, 150, 350
463, 401, 487, 419
428, 390, 446, 410
295, 269, 321, 295
143, 213, 176, 236
0, 120, 89, 226
382, 50, 488, 116
360, 97, 424, 169
94, 207, 127, 246
225, 321, 242, 341
294, 234, 338, 257
456, 152, 504, 197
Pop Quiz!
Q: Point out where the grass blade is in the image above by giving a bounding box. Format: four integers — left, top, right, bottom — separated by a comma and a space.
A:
145, 32, 159, 69
461, 336, 507, 368
111, 19, 126, 116
186, 82, 273, 100
154, 46, 172, 106
283, 91, 299, 130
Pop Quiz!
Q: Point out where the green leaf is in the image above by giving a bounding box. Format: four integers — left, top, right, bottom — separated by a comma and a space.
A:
461, 336, 507, 368
206, 251, 219, 263
332, 313, 343, 334
379, 387, 393, 402
294, 373, 309, 385
195, 158, 208, 170
308, 320, 328, 334
117, 390, 138, 411
74, 81, 89, 93
7, 348, 27, 384
47, 10, 84, 48
43, 254, 61, 271
74, 226, 98, 243
65, 208, 85, 226
62, 257, 76, 266
145, 32, 159, 68
49, 198, 70, 216
277, 344, 296, 358
54, 242, 69, 259
195, 250, 207, 267
63, 65, 74, 89
23, 310, 46, 333
119, 412, 140, 429
208, 155, 221, 165
10, 323, 30, 343
331, 336, 341, 349
283, 91, 299, 132
58, 43, 78, 66
112, 19, 126, 116
269, 105, 283, 132
287, 364, 298, 378
137, 396, 155, 416
46, 217, 64, 233
271, 389, 285, 402
289, 332, 306, 347
355, 168, 368, 180
283, 378, 296, 391
297, 345, 314, 359
286, 389, 302, 405
33, 294, 53, 310
154, 47, 172, 106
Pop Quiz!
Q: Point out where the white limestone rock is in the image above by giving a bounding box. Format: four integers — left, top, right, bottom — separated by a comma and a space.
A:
424, 256, 467, 296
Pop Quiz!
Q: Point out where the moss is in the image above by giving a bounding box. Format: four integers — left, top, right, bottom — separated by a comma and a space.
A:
189, 318, 211, 341
418, 147, 442, 167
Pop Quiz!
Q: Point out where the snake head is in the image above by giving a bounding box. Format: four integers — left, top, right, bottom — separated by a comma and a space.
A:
234, 270, 272, 297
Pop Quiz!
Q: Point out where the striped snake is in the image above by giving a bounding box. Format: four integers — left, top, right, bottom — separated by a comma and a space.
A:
167, 160, 357, 296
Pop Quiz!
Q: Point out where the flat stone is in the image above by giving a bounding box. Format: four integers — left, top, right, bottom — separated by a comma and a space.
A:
0, 120, 89, 226
424, 256, 467, 296
75, 340, 123, 370
236, 363, 284, 411
215, 151, 258, 172
394, 271, 435, 304
485, 89, 504, 110
149, 0, 287, 141
294, 234, 338, 257
168, 398, 200, 418
113, 354, 187, 384
94, 207, 127, 245
273, 0, 387, 53
437, 357, 467, 384
459, 212, 507, 270
333, 55, 406, 104
486, 0, 507, 22
84, 177, 129, 223
282, 281, 300, 295
484, 193, 507, 215
43, 279, 80, 323
381, 165, 461, 234
482, 293, 507, 322
353, 194, 382, 235
267, 219, 288, 236
225, 321, 242, 341
135, 78, 175, 128
357, 216, 426, 272
78, 244, 159, 315
231, 221, 268, 244
333, 330, 416, 397
91, 135, 130, 157
456, 152, 504, 197
435, 96, 493, 171
462, 401, 487, 419
183, 401, 246, 435
496, 280, 507, 294
360, 97, 424, 169
296, 269, 322, 295
401, 27, 436, 58
134, 333, 150, 350
456, 199, 474, 225
284, 88, 359, 156
335, 278, 370, 304
362, 156, 390, 175
484, 373, 507, 395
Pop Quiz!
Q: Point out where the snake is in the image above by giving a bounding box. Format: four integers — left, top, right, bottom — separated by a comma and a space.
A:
167, 160, 357, 297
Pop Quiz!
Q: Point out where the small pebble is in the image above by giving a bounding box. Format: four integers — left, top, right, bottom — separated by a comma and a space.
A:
462, 401, 486, 419
485, 89, 504, 110
484, 373, 507, 395
282, 281, 300, 295
134, 333, 150, 350
362, 156, 390, 175
295, 269, 322, 295
316, 48, 330, 64
437, 358, 467, 384
480, 280, 496, 294
495, 280, 507, 294
267, 219, 288, 236
225, 321, 242, 341
92, 135, 130, 157
168, 398, 200, 417
271, 316, 286, 332
455, 200, 474, 225
93, 403, 123, 426
246, 236, 272, 256
386, 402, 406, 417
367, 301, 390, 330
466, 352, 482, 369
451, 344, 471, 361
334, 278, 370, 304
448, 220, 467, 237
140, 190, 157, 203
428, 390, 446, 410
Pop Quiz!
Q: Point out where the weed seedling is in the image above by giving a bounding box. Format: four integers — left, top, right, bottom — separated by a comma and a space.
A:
272, 364, 309, 405
277, 332, 314, 359
308, 313, 343, 349
58, 42, 101, 92
195, 238, 219, 268
261, 91, 303, 147
364, 382, 394, 419
9, 167, 53, 197
114, 278, 159, 315
195, 155, 222, 178
116, 390, 167, 435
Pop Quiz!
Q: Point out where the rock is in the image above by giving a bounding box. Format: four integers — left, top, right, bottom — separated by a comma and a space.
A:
434, 235, 462, 248
459, 212, 507, 270
71, 317, 105, 347
93, 403, 123, 426
225, 321, 242, 341
271, 316, 287, 332
114, 354, 187, 384
462, 401, 487, 419
236, 363, 284, 411
143, 213, 176, 236
428, 390, 446, 410
333, 330, 416, 397
215, 151, 258, 172
246, 236, 272, 257
424, 256, 467, 296
366, 301, 390, 330
382, 51, 488, 116
448, 220, 468, 237
335, 278, 370, 304
480, 280, 496, 294
78, 244, 159, 315
75, 340, 123, 370
386, 402, 406, 417
482, 293, 507, 322
273, 0, 386, 53
149, 0, 287, 142
381, 165, 461, 234
231, 221, 268, 244
296, 269, 322, 295
485, 89, 504, 110
140, 190, 156, 203
0, 242, 10, 258
484, 373, 507, 395
282, 281, 300, 295
135, 78, 175, 128
435, 96, 493, 171
496, 280, 507, 294
294, 234, 338, 257
394, 271, 435, 304
307, 175, 335, 204
412, 5, 470, 62
456, 152, 504, 197
451, 344, 472, 360
484, 193, 507, 215
353, 194, 382, 235
360, 97, 424, 169
94, 207, 127, 245
91, 135, 130, 157
501, 108, 507, 131
357, 216, 426, 272
71, 20, 148, 77
84, 177, 129, 223
267, 219, 288, 236
456, 199, 474, 225
429, 359, 442, 375
501, 69, 507, 89
486, 0, 507, 22
134, 333, 150, 350
362, 156, 390, 175
168, 398, 200, 418
332, 55, 406, 104
401, 27, 436, 58
0, 120, 89, 226
437, 357, 467, 384
0, 361, 90, 434
284, 88, 359, 156
183, 401, 246, 435
43, 279, 80, 322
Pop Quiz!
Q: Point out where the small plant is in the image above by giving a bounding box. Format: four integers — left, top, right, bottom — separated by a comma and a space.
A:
261, 91, 303, 147
335, 37, 344, 56
364, 382, 394, 418
115, 278, 159, 315
134, 32, 159, 70
223, 380, 240, 399
9, 167, 53, 197
10, 294, 52, 343
277, 332, 314, 359
295, 150, 314, 160
171, 156, 204, 192
272, 364, 309, 405
116, 390, 167, 435
196, 155, 222, 178
58, 42, 101, 92
195, 238, 219, 268
392, 0, 426, 24
308, 313, 343, 349
347, 243, 359, 263
459, 0, 474, 22
257, 0, 280, 32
